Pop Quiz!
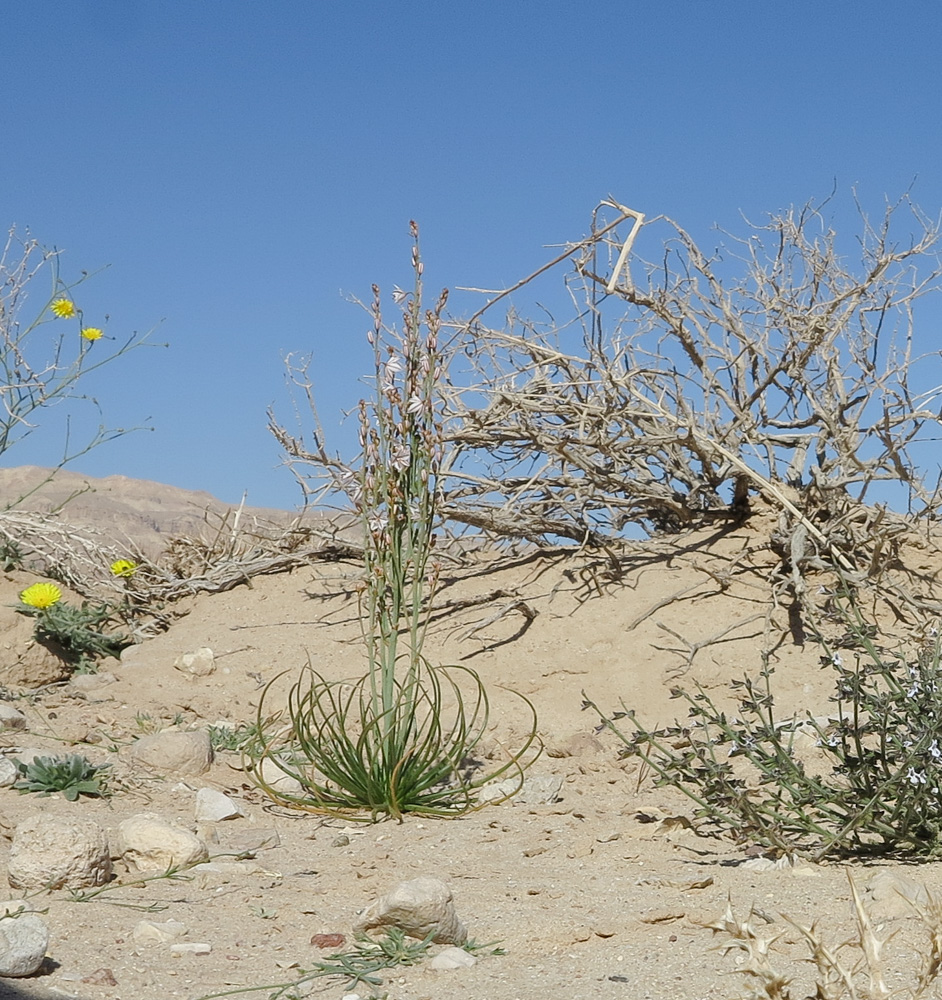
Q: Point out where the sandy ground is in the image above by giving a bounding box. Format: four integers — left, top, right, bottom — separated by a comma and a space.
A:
1, 514, 942, 1000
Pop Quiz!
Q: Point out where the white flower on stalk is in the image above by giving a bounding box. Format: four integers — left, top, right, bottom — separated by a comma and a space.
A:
908, 766, 928, 786
406, 393, 425, 416
336, 469, 363, 503
392, 285, 409, 305
368, 512, 388, 534
381, 354, 404, 393
390, 443, 411, 471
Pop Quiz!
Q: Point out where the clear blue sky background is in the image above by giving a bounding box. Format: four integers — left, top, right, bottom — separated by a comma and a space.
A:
2, 2, 940, 510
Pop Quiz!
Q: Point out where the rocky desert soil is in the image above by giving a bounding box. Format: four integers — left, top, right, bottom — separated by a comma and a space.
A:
2, 486, 942, 1000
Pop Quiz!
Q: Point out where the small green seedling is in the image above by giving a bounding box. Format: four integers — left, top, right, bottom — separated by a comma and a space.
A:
13, 754, 110, 801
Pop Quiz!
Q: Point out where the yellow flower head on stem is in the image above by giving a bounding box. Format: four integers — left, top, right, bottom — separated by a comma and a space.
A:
82, 327, 103, 342
110, 559, 137, 578
50, 298, 76, 319
19, 582, 62, 609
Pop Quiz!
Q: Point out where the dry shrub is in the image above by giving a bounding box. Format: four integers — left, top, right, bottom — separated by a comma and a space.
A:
709, 872, 942, 1000
438, 195, 942, 608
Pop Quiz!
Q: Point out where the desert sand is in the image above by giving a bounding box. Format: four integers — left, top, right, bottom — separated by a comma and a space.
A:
0, 478, 941, 1000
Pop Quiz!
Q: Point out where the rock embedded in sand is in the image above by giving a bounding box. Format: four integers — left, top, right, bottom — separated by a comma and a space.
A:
126, 730, 213, 775
8, 814, 112, 890
354, 876, 467, 945
118, 812, 209, 872
0, 910, 49, 977
479, 773, 563, 806
0, 758, 17, 787
174, 647, 215, 677
195, 787, 243, 821
133, 919, 188, 945
0, 703, 27, 731
430, 946, 477, 970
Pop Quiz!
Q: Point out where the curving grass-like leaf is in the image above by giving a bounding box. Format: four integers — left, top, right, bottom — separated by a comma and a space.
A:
250, 659, 539, 820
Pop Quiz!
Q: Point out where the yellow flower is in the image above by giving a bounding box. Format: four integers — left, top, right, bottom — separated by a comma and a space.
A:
110, 559, 137, 578
19, 582, 62, 609
50, 298, 76, 319
82, 327, 103, 342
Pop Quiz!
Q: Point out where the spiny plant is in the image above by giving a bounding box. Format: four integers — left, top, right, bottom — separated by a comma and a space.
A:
16, 580, 131, 672
589, 593, 942, 859
253, 223, 539, 820
13, 753, 110, 801
707, 872, 942, 999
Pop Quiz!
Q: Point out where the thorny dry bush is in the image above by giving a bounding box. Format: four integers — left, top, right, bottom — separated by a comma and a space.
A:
712, 872, 942, 1000
273, 194, 942, 635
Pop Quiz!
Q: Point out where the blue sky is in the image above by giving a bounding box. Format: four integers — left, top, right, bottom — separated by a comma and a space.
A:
2, 2, 940, 509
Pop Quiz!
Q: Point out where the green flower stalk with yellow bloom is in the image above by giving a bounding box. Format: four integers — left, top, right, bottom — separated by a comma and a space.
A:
110, 559, 136, 578
0, 227, 156, 479
16, 577, 131, 673
19, 582, 62, 609
50, 298, 76, 319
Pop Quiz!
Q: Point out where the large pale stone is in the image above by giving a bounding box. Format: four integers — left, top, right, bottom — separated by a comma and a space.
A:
8, 815, 111, 890
355, 877, 467, 945
118, 813, 209, 873
127, 730, 213, 775
0, 911, 49, 976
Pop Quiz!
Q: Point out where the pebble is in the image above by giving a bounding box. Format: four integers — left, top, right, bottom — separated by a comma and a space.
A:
174, 647, 215, 676
195, 787, 243, 821
430, 946, 477, 970
0, 703, 27, 731
0, 757, 17, 787
133, 919, 188, 945
480, 774, 563, 805
170, 942, 212, 956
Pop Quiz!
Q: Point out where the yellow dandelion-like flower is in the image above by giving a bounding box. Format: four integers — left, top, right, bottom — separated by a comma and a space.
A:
82, 327, 103, 342
19, 582, 62, 609
110, 559, 137, 578
50, 298, 76, 319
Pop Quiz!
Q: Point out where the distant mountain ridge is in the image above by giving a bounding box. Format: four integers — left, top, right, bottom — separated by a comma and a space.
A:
0, 466, 304, 557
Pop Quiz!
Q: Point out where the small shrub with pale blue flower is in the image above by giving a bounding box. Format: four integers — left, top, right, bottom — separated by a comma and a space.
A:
587, 594, 942, 859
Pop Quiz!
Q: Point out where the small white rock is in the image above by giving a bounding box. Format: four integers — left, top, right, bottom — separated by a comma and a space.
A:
480, 774, 563, 805
195, 787, 243, 822
133, 919, 188, 945
118, 813, 209, 873
0, 757, 18, 787
170, 941, 211, 956
430, 946, 477, 970
0, 703, 27, 731
174, 647, 215, 676
0, 911, 49, 976
70, 671, 117, 692
258, 756, 304, 796
355, 876, 467, 945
